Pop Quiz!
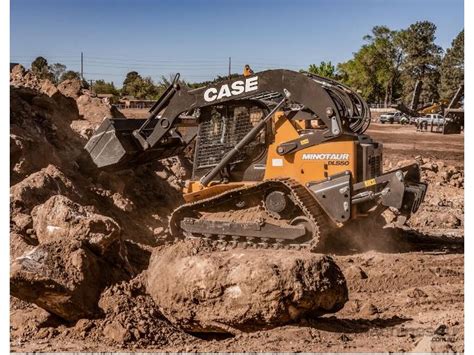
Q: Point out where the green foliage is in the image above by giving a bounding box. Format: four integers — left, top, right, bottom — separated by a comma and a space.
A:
337, 21, 454, 106
59, 70, 81, 82
92, 80, 118, 96
121, 71, 160, 99
31, 56, 53, 80
397, 21, 443, 104
338, 26, 404, 104
186, 73, 240, 89
307, 61, 337, 79
49, 63, 66, 84
440, 30, 464, 100
338, 44, 383, 102
364, 26, 403, 106
122, 71, 140, 88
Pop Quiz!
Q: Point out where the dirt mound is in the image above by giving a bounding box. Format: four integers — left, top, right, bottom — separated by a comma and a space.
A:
10, 86, 82, 183
147, 240, 348, 334
10, 67, 184, 250
10, 66, 189, 345
94, 275, 194, 347
10, 64, 124, 141
382, 156, 464, 231
10, 276, 196, 351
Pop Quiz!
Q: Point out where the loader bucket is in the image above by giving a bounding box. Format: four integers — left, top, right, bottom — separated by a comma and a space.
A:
84, 118, 187, 171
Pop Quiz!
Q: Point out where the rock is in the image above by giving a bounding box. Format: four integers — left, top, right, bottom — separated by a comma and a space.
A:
344, 265, 368, 280
437, 212, 461, 228
70, 120, 97, 140
111, 193, 134, 212
420, 162, 438, 173
57, 79, 83, 99
153, 226, 165, 236
76, 94, 124, 124
10, 165, 79, 214
340, 334, 351, 342
103, 321, 129, 344
32, 195, 122, 255
407, 287, 428, 298
10, 84, 85, 184
146, 240, 348, 333
11, 212, 33, 235
10, 302, 61, 340
10, 239, 130, 322
360, 302, 379, 316
74, 318, 94, 333
10, 232, 36, 260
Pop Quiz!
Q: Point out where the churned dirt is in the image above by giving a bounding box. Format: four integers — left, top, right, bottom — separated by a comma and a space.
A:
10, 66, 463, 355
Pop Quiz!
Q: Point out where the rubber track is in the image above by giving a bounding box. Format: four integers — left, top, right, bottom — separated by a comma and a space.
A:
168, 178, 331, 251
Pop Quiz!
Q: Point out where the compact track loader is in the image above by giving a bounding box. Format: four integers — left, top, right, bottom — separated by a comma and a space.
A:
85, 69, 426, 250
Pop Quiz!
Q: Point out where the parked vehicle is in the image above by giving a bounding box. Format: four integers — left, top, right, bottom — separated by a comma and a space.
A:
416, 113, 445, 127
379, 111, 406, 124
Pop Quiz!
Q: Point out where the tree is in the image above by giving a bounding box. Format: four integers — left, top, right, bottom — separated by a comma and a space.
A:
440, 29, 464, 100
59, 70, 81, 82
338, 44, 383, 103
307, 61, 337, 79
363, 26, 403, 107
49, 63, 66, 84
122, 71, 141, 91
121, 71, 159, 99
31, 56, 52, 80
397, 21, 443, 105
338, 26, 404, 106
92, 80, 118, 95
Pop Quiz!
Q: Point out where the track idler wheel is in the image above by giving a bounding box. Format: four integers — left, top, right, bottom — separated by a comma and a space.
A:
290, 216, 317, 242
264, 190, 294, 219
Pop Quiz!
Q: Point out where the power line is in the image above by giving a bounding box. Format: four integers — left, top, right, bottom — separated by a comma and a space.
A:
10, 55, 308, 69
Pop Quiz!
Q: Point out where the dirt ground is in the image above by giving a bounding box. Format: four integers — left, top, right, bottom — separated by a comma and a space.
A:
10, 83, 464, 354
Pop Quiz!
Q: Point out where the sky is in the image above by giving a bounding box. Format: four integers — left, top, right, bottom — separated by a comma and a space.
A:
10, 0, 464, 86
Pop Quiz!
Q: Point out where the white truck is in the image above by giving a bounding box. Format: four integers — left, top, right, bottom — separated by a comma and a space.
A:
416, 113, 445, 127
379, 111, 406, 124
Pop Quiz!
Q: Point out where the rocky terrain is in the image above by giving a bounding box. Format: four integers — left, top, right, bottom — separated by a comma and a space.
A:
10, 67, 463, 352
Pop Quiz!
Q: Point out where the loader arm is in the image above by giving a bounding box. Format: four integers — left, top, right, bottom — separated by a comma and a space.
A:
85, 69, 370, 170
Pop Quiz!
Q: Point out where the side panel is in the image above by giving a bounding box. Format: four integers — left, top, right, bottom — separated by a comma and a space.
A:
264, 114, 357, 185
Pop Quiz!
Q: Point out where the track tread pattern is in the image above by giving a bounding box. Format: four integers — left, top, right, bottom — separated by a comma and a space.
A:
169, 178, 331, 251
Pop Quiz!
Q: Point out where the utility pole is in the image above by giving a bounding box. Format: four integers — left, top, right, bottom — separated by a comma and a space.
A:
81, 52, 84, 80
228, 57, 231, 80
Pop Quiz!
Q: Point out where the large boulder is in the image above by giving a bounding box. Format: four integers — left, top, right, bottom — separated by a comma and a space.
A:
146, 240, 348, 334
32, 195, 122, 256
10, 165, 81, 257
10, 239, 130, 322
10, 165, 79, 214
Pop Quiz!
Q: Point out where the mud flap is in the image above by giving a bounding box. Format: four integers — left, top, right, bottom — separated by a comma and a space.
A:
307, 172, 352, 224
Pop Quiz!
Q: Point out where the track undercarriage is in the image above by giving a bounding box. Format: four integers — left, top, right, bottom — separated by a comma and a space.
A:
170, 178, 332, 251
